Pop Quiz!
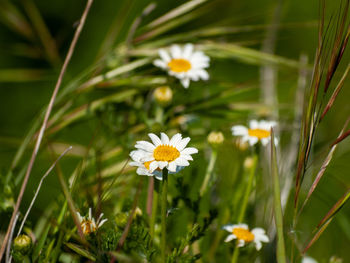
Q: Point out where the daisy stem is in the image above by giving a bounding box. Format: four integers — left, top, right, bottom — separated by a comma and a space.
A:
237, 155, 258, 223
200, 150, 217, 196
161, 169, 168, 262
150, 184, 158, 239
231, 246, 240, 263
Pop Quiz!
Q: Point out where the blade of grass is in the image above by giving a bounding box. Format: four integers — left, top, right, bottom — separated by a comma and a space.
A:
271, 128, 287, 263
143, 0, 207, 30
21, 0, 60, 66
320, 63, 350, 121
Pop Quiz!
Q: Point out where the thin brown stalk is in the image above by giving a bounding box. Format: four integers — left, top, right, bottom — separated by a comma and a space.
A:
320, 64, 350, 121
17, 146, 73, 237
331, 128, 350, 146
0, 0, 94, 260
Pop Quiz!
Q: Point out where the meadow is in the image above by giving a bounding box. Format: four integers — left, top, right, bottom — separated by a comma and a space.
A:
0, 0, 350, 262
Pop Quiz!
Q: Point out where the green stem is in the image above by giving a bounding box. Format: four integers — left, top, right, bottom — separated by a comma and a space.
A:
237, 155, 258, 223
150, 187, 158, 239
200, 150, 217, 196
161, 169, 168, 262
231, 155, 258, 263
231, 246, 240, 263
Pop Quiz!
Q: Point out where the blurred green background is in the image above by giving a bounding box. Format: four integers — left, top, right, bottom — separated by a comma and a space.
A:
0, 0, 349, 262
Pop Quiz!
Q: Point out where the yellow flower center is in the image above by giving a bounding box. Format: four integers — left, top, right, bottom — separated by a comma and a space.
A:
153, 145, 180, 162
233, 227, 255, 242
167, 58, 192, 73
81, 220, 96, 235
248, 129, 270, 140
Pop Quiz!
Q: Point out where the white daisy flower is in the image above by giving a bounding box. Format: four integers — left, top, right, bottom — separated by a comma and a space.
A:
301, 257, 318, 263
223, 223, 269, 251
76, 208, 107, 235
129, 133, 198, 179
153, 43, 210, 88
231, 120, 278, 146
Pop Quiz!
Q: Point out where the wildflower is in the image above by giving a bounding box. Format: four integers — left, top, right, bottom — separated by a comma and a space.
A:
76, 208, 107, 235
13, 234, 32, 254
243, 157, 254, 169
207, 131, 224, 146
153, 43, 210, 88
154, 86, 173, 105
231, 120, 278, 146
130, 133, 198, 179
223, 223, 269, 250
302, 256, 318, 263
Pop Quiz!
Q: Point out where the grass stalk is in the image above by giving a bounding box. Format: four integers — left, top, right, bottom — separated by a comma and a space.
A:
161, 169, 169, 262
271, 129, 287, 263
231, 155, 257, 263
200, 150, 217, 196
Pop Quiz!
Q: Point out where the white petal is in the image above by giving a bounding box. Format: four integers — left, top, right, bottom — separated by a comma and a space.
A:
169, 133, 182, 146
149, 161, 159, 173
181, 147, 198, 155
231, 125, 248, 136
180, 78, 190, 88
233, 224, 249, 229
135, 141, 156, 152
159, 49, 171, 62
98, 218, 108, 227
153, 59, 167, 69
255, 241, 262, 251
196, 69, 209, 80
176, 137, 191, 151
248, 137, 259, 146
175, 157, 189, 166
237, 239, 245, 247
158, 161, 168, 169
261, 137, 270, 146
223, 224, 235, 232
183, 43, 194, 59
224, 234, 236, 242
181, 154, 193, 161
249, 120, 259, 129
170, 45, 182, 58
160, 133, 170, 144
88, 208, 92, 220
148, 133, 162, 146
167, 162, 177, 172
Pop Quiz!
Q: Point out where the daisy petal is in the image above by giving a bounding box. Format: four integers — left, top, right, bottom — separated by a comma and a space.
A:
148, 133, 162, 146
177, 137, 191, 151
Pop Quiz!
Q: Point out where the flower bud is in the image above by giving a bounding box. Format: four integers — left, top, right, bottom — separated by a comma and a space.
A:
235, 138, 249, 151
13, 234, 32, 255
154, 86, 173, 105
244, 157, 254, 169
207, 131, 224, 147
330, 256, 343, 263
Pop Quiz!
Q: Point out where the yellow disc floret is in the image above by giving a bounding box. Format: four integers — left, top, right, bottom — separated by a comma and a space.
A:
233, 227, 255, 242
153, 145, 180, 162
167, 59, 192, 73
248, 129, 270, 140
81, 219, 96, 235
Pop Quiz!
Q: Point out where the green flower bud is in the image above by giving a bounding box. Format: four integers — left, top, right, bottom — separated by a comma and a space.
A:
154, 86, 173, 105
13, 234, 32, 255
207, 131, 224, 147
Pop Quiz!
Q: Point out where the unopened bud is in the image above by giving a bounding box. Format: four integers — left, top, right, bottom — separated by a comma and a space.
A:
244, 157, 254, 169
235, 138, 248, 151
330, 256, 343, 263
207, 131, 224, 146
13, 234, 32, 255
154, 86, 172, 105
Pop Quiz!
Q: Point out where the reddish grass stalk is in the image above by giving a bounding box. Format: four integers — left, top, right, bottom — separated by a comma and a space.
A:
0, 0, 94, 260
